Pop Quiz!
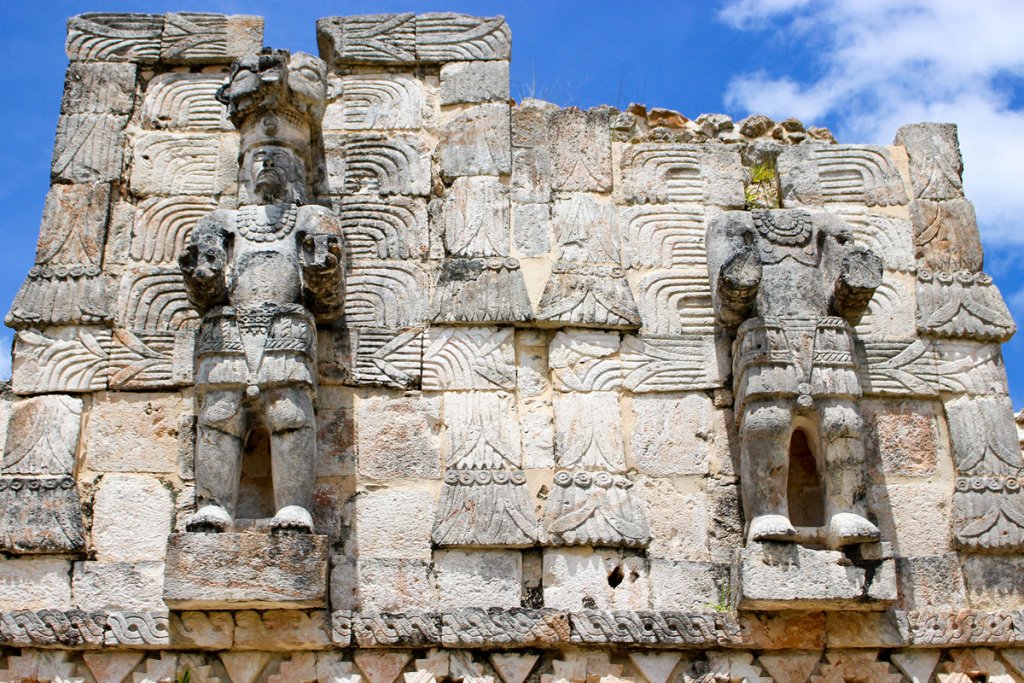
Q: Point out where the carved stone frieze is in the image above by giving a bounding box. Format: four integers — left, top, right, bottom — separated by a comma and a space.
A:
441, 609, 570, 648
2, 396, 83, 475
0, 477, 86, 554
0, 610, 106, 648
432, 258, 533, 324
779, 144, 909, 207
568, 610, 741, 646
543, 471, 650, 548
432, 470, 538, 547
537, 263, 640, 329
916, 269, 1015, 342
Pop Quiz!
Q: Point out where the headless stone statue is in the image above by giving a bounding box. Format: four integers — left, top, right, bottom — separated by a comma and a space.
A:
180, 49, 341, 534
709, 208, 883, 549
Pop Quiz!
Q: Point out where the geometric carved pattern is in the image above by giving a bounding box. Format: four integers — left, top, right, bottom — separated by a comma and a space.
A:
141, 73, 228, 130
917, 270, 1016, 342
415, 14, 511, 62
543, 471, 651, 548
620, 145, 702, 205
422, 327, 515, 391
131, 133, 231, 196
130, 197, 217, 264
621, 334, 723, 392
620, 205, 706, 269
0, 477, 86, 554
345, 262, 428, 328
336, 134, 430, 196
12, 328, 112, 395
1, 395, 82, 475
337, 196, 428, 260
638, 271, 715, 335
66, 13, 163, 62
116, 268, 200, 332
331, 75, 424, 130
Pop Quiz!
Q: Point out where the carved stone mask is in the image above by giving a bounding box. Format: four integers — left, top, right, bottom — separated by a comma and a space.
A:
287, 52, 328, 109
242, 144, 307, 205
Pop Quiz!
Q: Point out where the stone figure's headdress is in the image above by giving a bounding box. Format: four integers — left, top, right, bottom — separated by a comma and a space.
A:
216, 47, 327, 157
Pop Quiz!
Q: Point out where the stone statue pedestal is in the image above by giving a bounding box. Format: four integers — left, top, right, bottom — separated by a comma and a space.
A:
736, 541, 897, 611
163, 533, 328, 610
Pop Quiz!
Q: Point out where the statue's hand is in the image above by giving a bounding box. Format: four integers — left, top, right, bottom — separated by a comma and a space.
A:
833, 246, 883, 323
720, 246, 762, 294
179, 241, 227, 310
300, 233, 343, 273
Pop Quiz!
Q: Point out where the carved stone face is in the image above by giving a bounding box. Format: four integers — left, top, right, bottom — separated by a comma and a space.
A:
242, 145, 305, 204
287, 52, 327, 106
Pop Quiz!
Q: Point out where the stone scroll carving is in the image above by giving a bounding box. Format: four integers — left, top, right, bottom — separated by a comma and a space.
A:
708, 209, 883, 550
176, 48, 339, 535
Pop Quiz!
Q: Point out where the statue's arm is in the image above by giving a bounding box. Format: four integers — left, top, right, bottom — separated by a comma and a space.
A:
298, 206, 345, 323
832, 245, 883, 324
178, 213, 229, 314
716, 244, 762, 329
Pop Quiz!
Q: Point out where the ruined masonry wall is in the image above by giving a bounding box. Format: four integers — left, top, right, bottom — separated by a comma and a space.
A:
0, 11, 1022, 683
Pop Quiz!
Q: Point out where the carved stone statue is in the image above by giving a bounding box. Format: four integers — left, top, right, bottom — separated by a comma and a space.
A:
180, 49, 341, 534
708, 209, 883, 549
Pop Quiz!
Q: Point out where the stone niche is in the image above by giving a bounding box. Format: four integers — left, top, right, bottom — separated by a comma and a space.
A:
0, 10, 1022, 683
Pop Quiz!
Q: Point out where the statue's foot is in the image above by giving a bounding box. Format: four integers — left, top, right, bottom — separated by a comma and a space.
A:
270, 505, 314, 534
827, 512, 880, 548
748, 514, 797, 543
186, 505, 231, 533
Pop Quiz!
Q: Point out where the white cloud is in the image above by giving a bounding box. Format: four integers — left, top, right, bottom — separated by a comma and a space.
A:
719, 0, 1024, 244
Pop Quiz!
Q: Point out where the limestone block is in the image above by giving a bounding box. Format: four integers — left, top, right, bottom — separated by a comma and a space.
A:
435, 549, 521, 608
325, 132, 430, 196
108, 329, 195, 390
356, 559, 437, 612
553, 391, 624, 471
861, 399, 945, 479
84, 392, 184, 473
544, 471, 650, 548
512, 204, 552, 258
2, 395, 82, 475
168, 611, 234, 649
0, 477, 86, 554
520, 403, 555, 469
354, 391, 441, 480
0, 558, 73, 610
317, 14, 417, 66
72, 561, 165, 612
328, 74, 428, 133
345, 261, 429, 328
233, 610, 332, 650
778, 144, 909, 207
549, 107, 612, 192
129, 196, 218, 265
961, 555, 1024, 610
440, 61, 510, 105
91, 474, 173, 562
337, 195, 429, 260
737, 542, 897, 610
422, 327, 516, 391
349, 327, 424, 388
637, 270, 715, 335
113, 267, 199, 333
11, 325, 112, 395
634, 477, 709, 561
316, 387, 355, 477
536, 264, 640, 328
433, 469, 538, 547
130, 132, 238, 197
894, 122, 964, 201
62, 62, 137, 115
438, 103, 511, 178
355, 485, 436, 560
6, 267, 112, 330
443, 609, 569, 648
163, 533, 328, 609
431, 258, 533, 324
159, 13, 263, 64
649, 559, 729, 611
870, 482, 951, 556
542, 548, 650, 610
910, 198, 983, 272
512, 99, 558, 147
630, 393, 728, 476
855, 271, 917, 341
832, 206, 915, 272
896, 554, 966, 609
513, 149, 552, 207
141, 73, 231, 130
549, 331, 621, 392
916, 269, 1014, 342
551, 194, 619, 264
443, 391, 520, 469
620, 334, 725, 392
104, 611, 171, 647
51, 113, 128, 183
619, 143, 745, 209
515, 329, 550, 399
620, 204, 707, 269
415, 14, 511, 62
66, 13, 163, 62
437, 176, 511, 257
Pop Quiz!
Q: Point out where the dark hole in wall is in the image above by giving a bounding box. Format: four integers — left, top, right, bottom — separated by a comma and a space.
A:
607, 564, 624, 588
787, 429, 825, 528
236, 426, 276, 520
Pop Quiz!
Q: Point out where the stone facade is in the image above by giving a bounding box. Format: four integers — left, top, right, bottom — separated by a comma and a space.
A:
0, 11, 1021, 683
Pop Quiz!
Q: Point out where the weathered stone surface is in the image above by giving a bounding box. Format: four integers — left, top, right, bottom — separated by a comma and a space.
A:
862, 399, 945, 478
141, 73, 231, 130
553, 391, 624, 470
327, 132, 430, 196
66, 13, 163, 62
348, 327, 424, 388
438, 104, 511, 178
0, 559, 73, 610
355, 560, 436, 613
543, 548, 650, 610
537, 264, 641, 329
62, 61, 137, 115
894, 122, 964, 201
72, 561, 165, 612
916, 269, 1015, 342
0, 477, 86, 554
870, 483, 951, 556
737, 542, 897, 610
344, 611, 441, 647
159, 13, 263, 64
416, 14, 511, 63
164, 533, 329, 609
355, 391, 440, 480
649, 559, 730, 612
549, 331, 621, 392
433, 470, 538, 547
168, 610, 234, 649
84, 392, 183, 473
620, 334, 724, 392
51, 113, 127, 184
325, 74, 427, 131
233, 610, 332, 650
619, 143, 744, 208
910, 197, 984, 272
441, 61, 510, 104
130, 132, 237, 197
91, 474, 173, 562
442, 609, 570, 648
549, 108, 612, 192
512, 204, 550, 257
544, 471, 650, 548
104, 610, 171, 647
355, 485, 436, 560
435, 550, 522, 608
630, 393, 727, 476
317, 14, 416, 65
0, 610, 107, 648
2, 395, 82, 475
437, 176, 510, 257
834, 206, 915, 272
779, 144, 909, 207
432, 258, 533, 324
568, 610, 740, 646
896, 554, 966, 609
423, 327, 516, 390
638, 270, 715, 335
345, 261, 429, 328
108, 328, 195, 390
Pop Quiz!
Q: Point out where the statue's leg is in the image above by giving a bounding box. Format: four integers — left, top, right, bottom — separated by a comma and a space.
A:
740, 398, 797, 543
266, 384, 317, 533
189, 388, 245, 532
818, 397, 880, 548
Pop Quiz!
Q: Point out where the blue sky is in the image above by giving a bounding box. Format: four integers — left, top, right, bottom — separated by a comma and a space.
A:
3, 1, 1024, 405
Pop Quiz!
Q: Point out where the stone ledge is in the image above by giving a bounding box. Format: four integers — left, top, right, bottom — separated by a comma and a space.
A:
2, 608, 1023, 650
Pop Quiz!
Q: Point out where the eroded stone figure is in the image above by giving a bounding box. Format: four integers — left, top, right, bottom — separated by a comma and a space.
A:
180, 49, 341, 534
709, 209, 883, 549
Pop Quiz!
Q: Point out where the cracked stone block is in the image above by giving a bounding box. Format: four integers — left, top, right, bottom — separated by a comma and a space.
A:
440, 61, 510, 104
0, 558, 73, 610
73, 561, 166, 612
435, 549, 521, 608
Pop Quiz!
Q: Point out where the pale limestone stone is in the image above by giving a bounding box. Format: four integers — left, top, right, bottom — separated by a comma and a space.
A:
355, 485, 436, 560
1, 395, 82, 475
442, 391, 520, 469
438, 104, 511, 179
512, 203, 550, 256
542, 547, 650, 610
627, 653, 683, 683
0, 558, 73, 610
355, 391, 441, 480
221, 651, 271, 683
84, 392, 184, 473
630, 393, 727, 476
870, 482, 952, 556
415, 13, 511, 62
422, 327, 516, 391
91, 474, 174, 562
490, 653, 539, 683
317, 386, 355, 477
52, 113, 128, 183
515, 330, 550, 398
12, 326, 112, 395
129, 132, 238, 197
357, 558, 436, 612
82, 652, 146, 683
233, 610, 332, 650
72, 560, 165, 612
551, 194, 619, 263
894, 122, 964, 201
891, 651, 941, 683
896, 554, 966, 609
160, 13, 264, 65
354, 651, 412, 683
634, 476, 709, 561
549, 331, 621, 392
62, 62, 137, 115
519, 403, 555, 469
855, 271, 918, 341
552, 391, 625, 471
323, 74, 426, 131
961, 555, 1024, 610
862, 399, 946, 479
140, 73, 231, 131
758, 652, 822, 683
168, 611, 234, 650
437, 176, 511, 257
316, 14, 416, 66
549, 107, 612, 192
435, 549, 521, 608
440, 61, 510, 104
648, 559, 728, 611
